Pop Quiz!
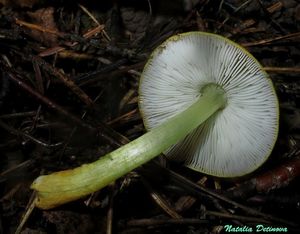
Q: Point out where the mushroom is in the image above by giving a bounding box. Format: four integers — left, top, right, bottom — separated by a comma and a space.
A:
31, 32, 279, 209
139, 32, 279, 177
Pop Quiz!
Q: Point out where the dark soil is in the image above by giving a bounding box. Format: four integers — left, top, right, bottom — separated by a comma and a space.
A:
0, 0, 300, 233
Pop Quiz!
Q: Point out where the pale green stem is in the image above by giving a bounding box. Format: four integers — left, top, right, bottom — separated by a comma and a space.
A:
31, 84, 227, 209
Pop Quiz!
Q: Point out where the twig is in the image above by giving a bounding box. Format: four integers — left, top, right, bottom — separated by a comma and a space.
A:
32, 59, 44, 94
0, 119, 62, 148
124, 218, 209, 227
38, 25, 105, 57
0, 160, 33, 178
147, 0, 153, 16
74, 58, 129, 84
78, 4, 100, 26
0, 111, 37, 119
205, 210, 271, 224
263, 67, 300, 73
0, 183, 22, 201
106, 183, 115, 234
15, 18, 106, 58
142, 177, 182, 219
15, 195, 37, 234
32, 56, 94, 107
3, 68, 94, 131
78, 4, 111, 41
15, 18, 63, 36
255, 157, 300, 193
225, 157, 300, 199
242, 32, 300, 47
107, 109, 138, 125
156, 164, 298, 227
175, 177, 207, 213
10, 48, 94, 107
256, 0, 287, 33
78, 61, 145, 87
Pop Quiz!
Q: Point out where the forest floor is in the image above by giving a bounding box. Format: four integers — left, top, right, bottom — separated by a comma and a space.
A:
0, 0, 300, 233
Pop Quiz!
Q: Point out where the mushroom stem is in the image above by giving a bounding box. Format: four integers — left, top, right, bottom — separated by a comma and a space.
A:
31, 84, 226, 209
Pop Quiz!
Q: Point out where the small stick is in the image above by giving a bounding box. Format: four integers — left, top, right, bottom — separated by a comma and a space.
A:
0, 160, 33, 178
15, 195, 37, 234
78, 4, 111, 41
205, 210, 270, 224
255, 158, 300, 193
141, 177, 182, 219
78, 61, 145, 87
107, 109, 138, 125
106, 183, 115, 234
38, 25, 105, 57
225, 157, 300, 199
162, 165, 298, 227
5, 70, 94, 131
0, 111, 36, 119
33, 56, 94, 107
124, 218, 209, 227
15, 18, 63, 36
263, 67, 300, 73
0, 119, 62, 148
9, 52, 94, 107
242, 32, 300, 47
0, 183, 22, 201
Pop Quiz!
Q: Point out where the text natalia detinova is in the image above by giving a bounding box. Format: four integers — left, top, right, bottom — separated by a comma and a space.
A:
224, 224, 288, 232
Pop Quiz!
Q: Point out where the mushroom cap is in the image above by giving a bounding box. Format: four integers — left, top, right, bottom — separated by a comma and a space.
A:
139, 32, 279, 177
